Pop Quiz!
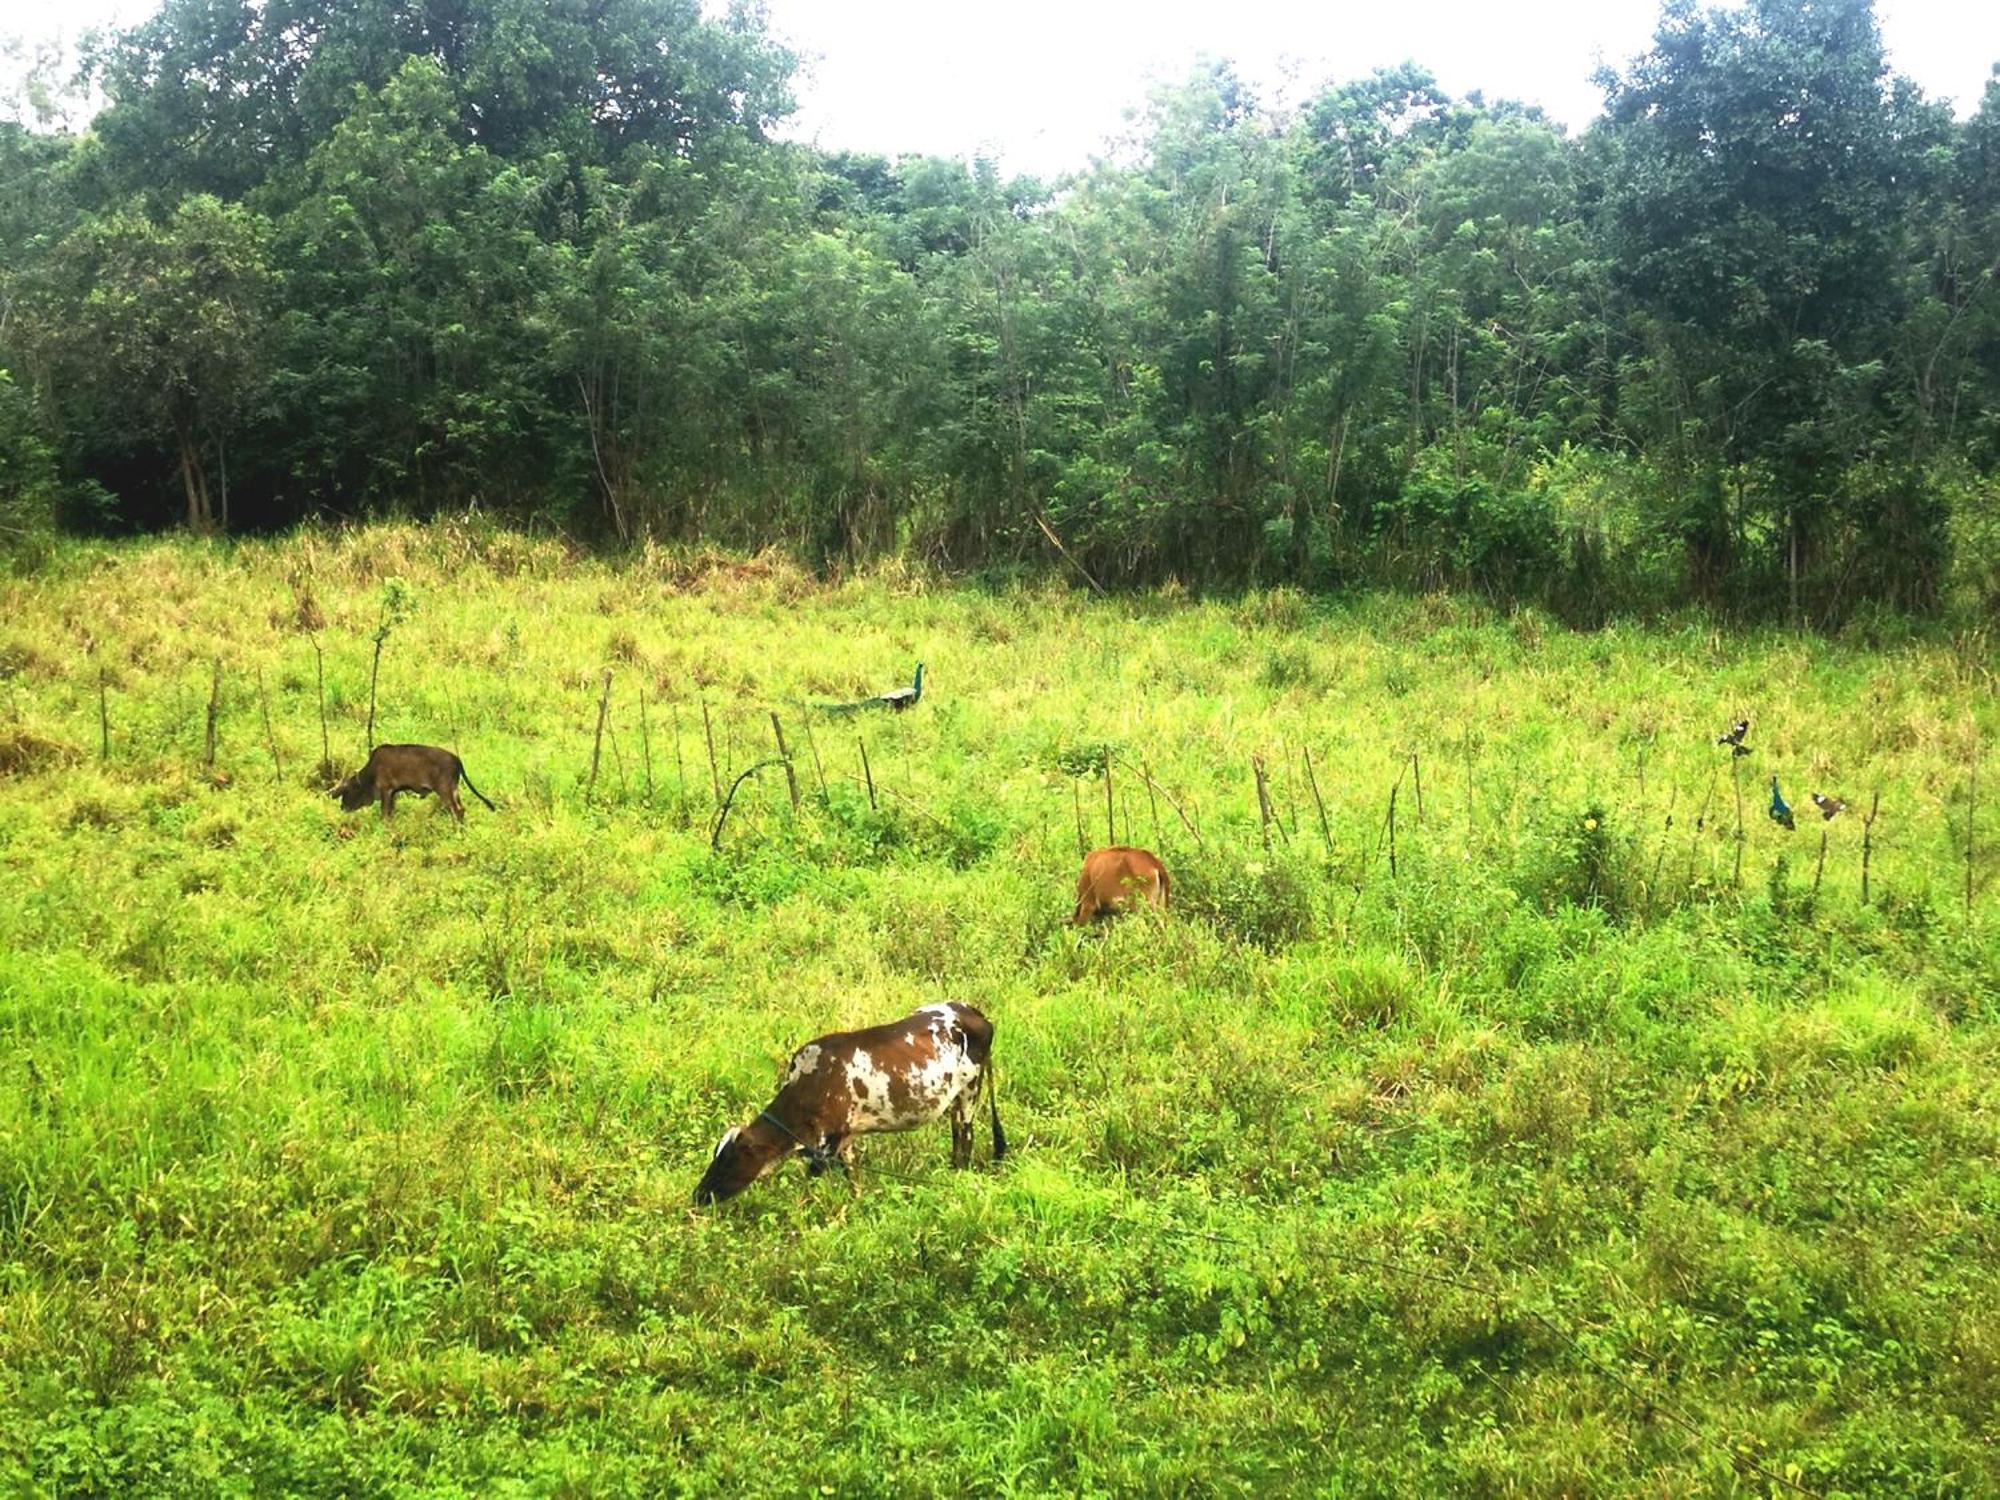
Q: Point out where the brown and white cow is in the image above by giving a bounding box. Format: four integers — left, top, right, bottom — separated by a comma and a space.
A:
1072, 845, 1170, 925
693, 1002, 1006, 1206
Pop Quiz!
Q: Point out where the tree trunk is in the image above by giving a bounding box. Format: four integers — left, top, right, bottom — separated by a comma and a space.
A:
174, 419, 213, 534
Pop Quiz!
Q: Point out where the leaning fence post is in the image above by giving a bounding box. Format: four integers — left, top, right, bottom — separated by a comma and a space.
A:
311, 636, 333, 782
770, 712, 800, 811
257, 665, 284, 780
802, 717, 828, 803
588, 668, 612, 799
858, 736, 877, 811
701, 699, 722, 806
1103, 759, 1117, 846
1302, 745, 1333, 859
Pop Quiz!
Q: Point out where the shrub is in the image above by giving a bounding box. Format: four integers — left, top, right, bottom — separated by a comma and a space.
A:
1174, 846, 1317, 948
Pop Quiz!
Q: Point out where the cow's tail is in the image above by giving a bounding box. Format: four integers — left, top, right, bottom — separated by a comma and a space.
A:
986, 1056, 1007, 1163
1156, 863, 1170, 911
456, 758, 497, 812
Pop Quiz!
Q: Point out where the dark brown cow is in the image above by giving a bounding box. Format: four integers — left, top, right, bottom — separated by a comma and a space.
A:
694, 1002, 1006, 1205
1072, 845, 1169, 925
331, 744, 495, 821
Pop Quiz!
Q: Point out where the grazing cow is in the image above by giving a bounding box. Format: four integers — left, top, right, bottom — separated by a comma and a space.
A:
1072, 845, 1170, 925
694, 1002, 1006, 1206
331, 744, 495, 822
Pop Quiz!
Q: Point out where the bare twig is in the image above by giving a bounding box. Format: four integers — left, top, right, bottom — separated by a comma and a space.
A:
672, 698, 688, 809
1862, 788, 1881, 905
638, 686, 654, 804
311, 636, 332, 780
1302, 744, 1333, 858
1253, 755, 1275, 854
1684, 766, 1719, 894
710, 759, 786, 852
1033, 511, 1107, 597
1647, 785, 1678, 916
204, 658, 222, 769
1731, 756, 1745, 891
802, 716, 828, 802
1072, 779, 1087, 857
256, 665, 283, 780
1967, 726, 1980, 922
1103, 759, 1116, 845
1124, 759, 1206, 851
701, 699, 722, 805
588, 669, 612, 799
859, 736, 877, 810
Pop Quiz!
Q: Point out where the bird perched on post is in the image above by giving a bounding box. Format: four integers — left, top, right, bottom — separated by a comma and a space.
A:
1769, 775, 1796, 830
1811, 793, 1847, 820
1716, 719, 1751, 756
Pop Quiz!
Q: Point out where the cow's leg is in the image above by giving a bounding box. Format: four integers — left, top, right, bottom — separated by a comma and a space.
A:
380, 789, 397, 817
447, 785, 465, 822
831, 1135, 861, 1200
950, 1095, 974, 1168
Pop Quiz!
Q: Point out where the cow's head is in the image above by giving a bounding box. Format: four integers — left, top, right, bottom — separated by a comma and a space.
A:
330, 772, 372, 810
692, 1119, 789, 1206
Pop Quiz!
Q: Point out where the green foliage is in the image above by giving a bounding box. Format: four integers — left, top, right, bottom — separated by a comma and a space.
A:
0, 0, 1997, 609
0, 368, 57, 570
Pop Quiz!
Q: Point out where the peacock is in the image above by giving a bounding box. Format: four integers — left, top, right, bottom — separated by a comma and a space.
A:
1811, 792, 1847, 821
1716, 719, 1751, 757
818, 662, 924, 715
878, 661, 924, 712
1769, 775, 1796, 830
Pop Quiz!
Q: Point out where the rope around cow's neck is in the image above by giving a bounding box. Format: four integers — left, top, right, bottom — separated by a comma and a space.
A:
758, 1108, 841, 1172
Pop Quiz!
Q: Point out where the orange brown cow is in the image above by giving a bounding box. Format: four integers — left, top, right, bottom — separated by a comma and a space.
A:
1072, 845, 1169, 925
694, 1002, 1006, 1205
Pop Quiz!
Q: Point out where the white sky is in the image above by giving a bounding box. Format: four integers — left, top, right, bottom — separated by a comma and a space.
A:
4, 0, 1996, 174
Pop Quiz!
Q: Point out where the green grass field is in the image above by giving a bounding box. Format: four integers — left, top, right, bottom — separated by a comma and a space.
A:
2, 523, 1996, 1497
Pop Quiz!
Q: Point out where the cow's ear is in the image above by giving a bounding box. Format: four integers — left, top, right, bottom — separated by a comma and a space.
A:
711, 1125, 741, 1161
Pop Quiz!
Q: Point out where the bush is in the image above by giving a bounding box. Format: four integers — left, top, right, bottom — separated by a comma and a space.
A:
1174, 845, 1317, 948
1511, 801, 1634, 919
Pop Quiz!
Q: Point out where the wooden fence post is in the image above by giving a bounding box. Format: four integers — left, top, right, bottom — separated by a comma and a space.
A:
771, 712, 800, 811
204, 658, 222, 769
588, 669, 612, 798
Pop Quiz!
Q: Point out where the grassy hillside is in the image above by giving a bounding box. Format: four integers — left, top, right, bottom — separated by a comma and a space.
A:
1, 523, 1995, 1497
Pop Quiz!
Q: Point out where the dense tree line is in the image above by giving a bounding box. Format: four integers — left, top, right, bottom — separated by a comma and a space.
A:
1, 0, 1997, 616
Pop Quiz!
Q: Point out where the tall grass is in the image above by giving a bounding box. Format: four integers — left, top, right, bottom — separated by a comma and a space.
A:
0, 523, 1994, 1495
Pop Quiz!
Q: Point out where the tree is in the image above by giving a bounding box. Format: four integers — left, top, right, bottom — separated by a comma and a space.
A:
20, 194, 273, 532
1594, 0, 1952, 606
